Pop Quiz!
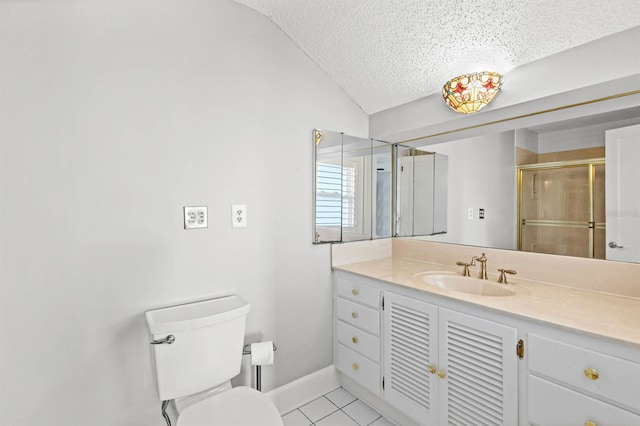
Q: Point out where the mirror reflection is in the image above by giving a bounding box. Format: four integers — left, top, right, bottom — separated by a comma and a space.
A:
313, 130, 449, 244
313, 130, 393, 243
395, 147, 448, 237
416, 106, 640, 263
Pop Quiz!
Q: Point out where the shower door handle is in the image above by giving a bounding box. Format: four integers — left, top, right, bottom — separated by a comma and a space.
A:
608, 241, 624, 249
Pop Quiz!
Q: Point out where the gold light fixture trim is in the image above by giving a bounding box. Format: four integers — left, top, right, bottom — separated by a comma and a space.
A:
443, 71, 503, 114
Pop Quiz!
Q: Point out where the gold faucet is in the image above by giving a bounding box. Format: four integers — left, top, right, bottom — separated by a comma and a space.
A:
497, 268, 517, 284
471, 253, 488, 279
455, 261, 472, 276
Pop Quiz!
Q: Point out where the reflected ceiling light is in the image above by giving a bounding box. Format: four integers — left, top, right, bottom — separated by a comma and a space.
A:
442, 71, 502, 114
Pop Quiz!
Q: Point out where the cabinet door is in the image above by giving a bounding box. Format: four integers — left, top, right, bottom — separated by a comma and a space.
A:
383, 292, 438, 426
438, 308, 518, 426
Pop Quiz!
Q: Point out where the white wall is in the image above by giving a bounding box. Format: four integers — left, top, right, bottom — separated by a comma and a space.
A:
418, 132, 516, 250
0, 1, 368, 425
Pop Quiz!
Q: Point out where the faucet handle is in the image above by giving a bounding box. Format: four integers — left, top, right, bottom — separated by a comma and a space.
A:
497, 268, 517, 284
456, 261, 471, 277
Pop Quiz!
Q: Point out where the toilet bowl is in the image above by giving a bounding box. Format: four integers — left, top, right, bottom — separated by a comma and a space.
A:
145, 295, 283, 426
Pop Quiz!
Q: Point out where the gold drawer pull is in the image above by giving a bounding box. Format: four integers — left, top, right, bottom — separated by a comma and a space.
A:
352, 336, 359, 344
351, 311, 358, 319
585, 421, 597, 426
584, 367, 599, 381
437, 370, 446, 379
352, 363, 359, 371
352, 289, 359, 296
428, 365, 436, 374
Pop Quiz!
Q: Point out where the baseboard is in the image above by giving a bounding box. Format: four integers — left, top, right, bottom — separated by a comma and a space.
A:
266, 365, 340, 414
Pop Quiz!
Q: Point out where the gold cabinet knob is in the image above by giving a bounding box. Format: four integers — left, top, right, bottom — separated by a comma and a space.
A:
584, 367, 599, 380
585, 421, 597, 426
352, 289, 359, 296
437, 370, 446, 379
427, 365, 436, 374
351, 311, 358, 319
352, 363, 358, 371
352, 336, 359, 344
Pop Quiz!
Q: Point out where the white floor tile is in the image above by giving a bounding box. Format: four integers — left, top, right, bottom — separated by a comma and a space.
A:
282, 409, 312, 426
298, 396, 339, 423
325, 387, 358, 408
369, 416, 396, 426
315, 410, 360, 426
342, 399, 381, 426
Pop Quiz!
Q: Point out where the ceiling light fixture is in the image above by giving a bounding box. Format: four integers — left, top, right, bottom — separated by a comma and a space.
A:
442, 71, 502, 114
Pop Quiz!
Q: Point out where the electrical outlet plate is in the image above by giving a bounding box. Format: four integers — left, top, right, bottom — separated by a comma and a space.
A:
184, 206, 208, 229
468, 208, 474, 220
232, 204, 247, 228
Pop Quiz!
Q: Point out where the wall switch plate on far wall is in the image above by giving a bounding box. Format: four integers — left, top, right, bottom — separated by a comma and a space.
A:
232, 204, 247, 228
184, 206, 208, 229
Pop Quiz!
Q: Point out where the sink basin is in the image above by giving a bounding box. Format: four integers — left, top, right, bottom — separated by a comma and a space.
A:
414, 273, 515, 297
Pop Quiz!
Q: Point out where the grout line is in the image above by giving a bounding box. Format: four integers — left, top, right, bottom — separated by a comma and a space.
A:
300, 409, 313, 426
282, 388, 390, 426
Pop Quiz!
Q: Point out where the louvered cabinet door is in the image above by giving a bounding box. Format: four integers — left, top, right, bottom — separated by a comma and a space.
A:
438, 308, 518, 426
383, 292, 439, 426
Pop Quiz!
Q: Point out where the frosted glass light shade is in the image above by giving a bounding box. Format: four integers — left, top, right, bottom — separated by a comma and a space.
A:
442, 71, 502, 114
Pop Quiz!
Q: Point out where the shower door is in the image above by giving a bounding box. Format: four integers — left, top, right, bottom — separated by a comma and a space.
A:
518, 160, 605, 259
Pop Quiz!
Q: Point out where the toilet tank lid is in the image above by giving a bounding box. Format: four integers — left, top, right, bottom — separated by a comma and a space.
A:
145, 295, 250, 335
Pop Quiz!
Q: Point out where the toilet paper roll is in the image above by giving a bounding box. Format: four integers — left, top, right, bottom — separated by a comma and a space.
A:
250, 341, 274, 366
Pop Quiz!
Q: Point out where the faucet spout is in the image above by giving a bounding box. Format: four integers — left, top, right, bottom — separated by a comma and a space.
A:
473, 253, 488, 279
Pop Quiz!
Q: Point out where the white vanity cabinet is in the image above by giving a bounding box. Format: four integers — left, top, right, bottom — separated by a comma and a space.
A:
382, 292, 439, 424
527, 334, 640, 425
383, 291, 518, 426
333, 270, 640, 426
334, 276, 382, 396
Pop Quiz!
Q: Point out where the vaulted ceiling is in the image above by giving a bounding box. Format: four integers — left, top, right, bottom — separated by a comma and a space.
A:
233, 0, 640, 114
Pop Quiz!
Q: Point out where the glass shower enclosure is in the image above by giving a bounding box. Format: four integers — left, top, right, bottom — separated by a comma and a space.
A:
518, 159, 606, 259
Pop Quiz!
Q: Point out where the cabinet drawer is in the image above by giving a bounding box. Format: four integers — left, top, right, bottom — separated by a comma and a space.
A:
336, 278, 380, 309
337, 297, 379, 335
529, 334, 640, 410
337, 320, 380, 362
336, 343, 380, 396
529, 375, 640, 425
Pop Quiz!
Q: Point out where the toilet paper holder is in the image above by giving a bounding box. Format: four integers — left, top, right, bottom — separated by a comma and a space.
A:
242, 342, 277, 392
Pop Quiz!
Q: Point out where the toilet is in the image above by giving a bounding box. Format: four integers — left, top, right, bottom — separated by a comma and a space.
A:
145, 295, 283, 426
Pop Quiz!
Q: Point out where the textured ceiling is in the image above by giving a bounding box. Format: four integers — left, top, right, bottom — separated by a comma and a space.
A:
233, 0, 640, 114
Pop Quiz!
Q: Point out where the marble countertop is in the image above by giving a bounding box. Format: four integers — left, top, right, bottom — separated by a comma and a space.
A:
334, 256, 640, 346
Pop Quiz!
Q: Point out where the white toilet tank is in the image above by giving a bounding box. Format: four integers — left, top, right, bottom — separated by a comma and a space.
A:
145, 295, 250, 401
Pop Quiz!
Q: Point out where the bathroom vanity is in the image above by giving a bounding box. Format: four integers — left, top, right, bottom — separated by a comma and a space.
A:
332, 239, 640, 426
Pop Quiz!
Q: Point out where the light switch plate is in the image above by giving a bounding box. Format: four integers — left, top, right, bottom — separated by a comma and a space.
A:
184, 206, 208, 229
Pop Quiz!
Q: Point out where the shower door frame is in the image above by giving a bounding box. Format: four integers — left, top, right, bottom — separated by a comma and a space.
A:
517, 158, 606, 259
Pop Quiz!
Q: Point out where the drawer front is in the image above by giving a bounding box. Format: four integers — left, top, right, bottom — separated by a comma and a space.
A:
337, 297, 380, 335
337, 320, 380, 362
336, 343, 380, 396
529, 375, 640, 425
529, 334, 640, 410
336, 277, 380, 309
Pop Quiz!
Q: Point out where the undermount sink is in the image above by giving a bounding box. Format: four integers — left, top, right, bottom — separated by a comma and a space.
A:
413, 273, 515, 297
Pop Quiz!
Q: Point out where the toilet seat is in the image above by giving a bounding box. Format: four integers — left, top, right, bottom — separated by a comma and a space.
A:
177, 386, 283, 426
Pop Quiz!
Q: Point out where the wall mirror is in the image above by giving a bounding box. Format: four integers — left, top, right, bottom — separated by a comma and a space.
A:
313, 130, 449, 244
313, 130, 393, 243
413, 105, 640, 264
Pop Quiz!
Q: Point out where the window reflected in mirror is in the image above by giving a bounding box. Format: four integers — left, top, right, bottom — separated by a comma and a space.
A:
313, 130, 394, 243
313, 130, 448, 244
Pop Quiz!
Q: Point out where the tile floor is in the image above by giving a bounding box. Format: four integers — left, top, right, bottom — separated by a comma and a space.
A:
281, 387, 395, 426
